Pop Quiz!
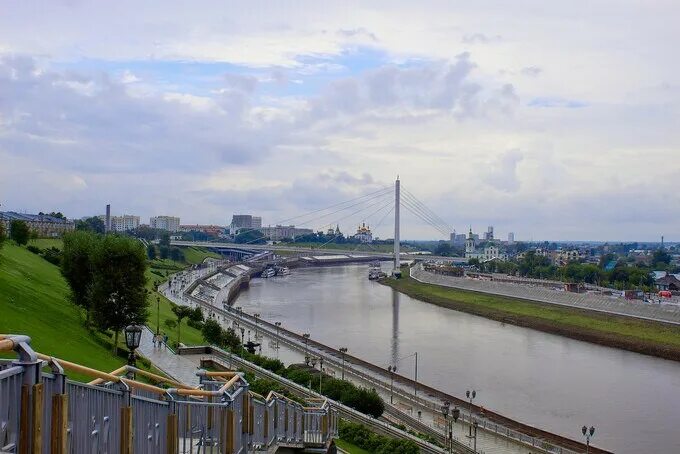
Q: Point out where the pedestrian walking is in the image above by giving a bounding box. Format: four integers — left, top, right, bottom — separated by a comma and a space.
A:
164, 334, 169, 349
152, 334, 157, 348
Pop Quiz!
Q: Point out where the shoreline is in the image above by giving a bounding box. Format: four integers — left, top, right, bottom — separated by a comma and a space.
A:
380, 272, 680, 363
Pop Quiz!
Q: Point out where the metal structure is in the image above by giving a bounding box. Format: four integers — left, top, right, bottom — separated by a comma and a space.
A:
0, 334, 337, 453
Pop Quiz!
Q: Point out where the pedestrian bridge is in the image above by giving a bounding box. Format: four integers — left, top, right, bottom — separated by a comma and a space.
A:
0, 334, 338, 453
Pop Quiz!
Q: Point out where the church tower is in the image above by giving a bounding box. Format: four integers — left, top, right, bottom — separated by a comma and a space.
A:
465, 227, 476, 254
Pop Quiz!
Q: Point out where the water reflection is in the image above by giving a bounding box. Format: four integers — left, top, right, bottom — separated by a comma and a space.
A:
391, 288, 400, 366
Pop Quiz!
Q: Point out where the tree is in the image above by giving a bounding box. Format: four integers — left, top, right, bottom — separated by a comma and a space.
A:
76, 216, 106, 234
171, 303, 193, 347
10, 220, 30, 245
147, 244, 157, 260
652, 249, 672, 267
62, 231, 98, 323
0, 222, 5, 250
234, 229, 265, 244
159, 246, 170, 260
159, 232, 171, 247
434, 242, 452, 256
90, 235, 149, 354
170, 247, 184, 262
201, 318, 224, 346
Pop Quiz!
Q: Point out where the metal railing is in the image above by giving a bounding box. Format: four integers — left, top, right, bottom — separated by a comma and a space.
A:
0, 333, 337, 454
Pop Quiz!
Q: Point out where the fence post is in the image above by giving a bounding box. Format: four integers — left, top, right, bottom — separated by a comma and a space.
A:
31, 383, 44, 453
263, 408, 268, 441
226, 409, 235, 454
120, 406, 133, 454
50, 393, 68, 454
14, 338, 42, 454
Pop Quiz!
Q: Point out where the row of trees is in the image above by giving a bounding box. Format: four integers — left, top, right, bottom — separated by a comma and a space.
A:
61, 231, 149, 353
244, 353, 385, 418
469, 250, 659, 289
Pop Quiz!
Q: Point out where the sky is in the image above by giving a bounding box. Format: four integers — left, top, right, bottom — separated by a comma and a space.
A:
0, 1, 678, 241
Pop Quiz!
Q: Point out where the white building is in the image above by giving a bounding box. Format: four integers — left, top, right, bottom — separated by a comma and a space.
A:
465, 228, 508, 261
150, 216, 180, 232
260, 225, 314, 241
354, 223, 373, 243
106, 215, 140, 232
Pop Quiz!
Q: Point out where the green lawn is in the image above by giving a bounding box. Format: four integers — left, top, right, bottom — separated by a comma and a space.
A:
28, 238, 64, 250
182, 246, 221, 265
335, 439, 372, 454
0, 243, 125, 379
383, 270, 680, 360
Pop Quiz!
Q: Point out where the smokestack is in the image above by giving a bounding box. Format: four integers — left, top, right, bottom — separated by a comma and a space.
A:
106, 204, 111, 233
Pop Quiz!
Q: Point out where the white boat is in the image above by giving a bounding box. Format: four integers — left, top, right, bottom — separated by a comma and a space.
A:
275, 266, 290, 276
261, 268, 275, 278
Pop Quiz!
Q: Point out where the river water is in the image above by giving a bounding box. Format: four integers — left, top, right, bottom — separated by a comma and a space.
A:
234, 263, 680, 453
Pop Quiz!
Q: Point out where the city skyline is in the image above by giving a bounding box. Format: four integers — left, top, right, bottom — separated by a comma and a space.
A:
1, 1, 679, 241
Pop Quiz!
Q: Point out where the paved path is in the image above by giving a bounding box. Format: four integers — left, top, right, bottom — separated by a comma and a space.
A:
137, 327, 202, 387
412, 264, 680, 325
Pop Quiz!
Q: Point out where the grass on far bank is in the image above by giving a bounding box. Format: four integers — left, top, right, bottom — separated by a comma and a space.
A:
382, 269, 680, 361
28, 238, 64, 250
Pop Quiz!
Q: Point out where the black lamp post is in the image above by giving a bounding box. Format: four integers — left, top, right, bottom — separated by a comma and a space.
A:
465, 389, 477, 437
441, 401, 450, 453
388, 365, 397, 404
274, 322, 282, 348
339, 347, 348, 380
302, 333, 310, 359
124, 324, 142, 376
582, 425, 595, 454
156, 296, 161, 335
254, 313, 260, 339
239, 327, 245, 357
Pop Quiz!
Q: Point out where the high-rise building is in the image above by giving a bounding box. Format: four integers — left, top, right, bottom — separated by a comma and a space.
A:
150, 216, 180, 232
105, 204, 111, 233
508, 232, 515, 243
230, 214, 262, 232
484, 225, 494, 241
99, 214, 140, 232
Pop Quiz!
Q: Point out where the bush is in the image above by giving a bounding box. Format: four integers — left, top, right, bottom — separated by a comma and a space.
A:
41, 247, 62, 266
187, 318, 204, 330
339, 421, 418, 454
27, 245, 42, 254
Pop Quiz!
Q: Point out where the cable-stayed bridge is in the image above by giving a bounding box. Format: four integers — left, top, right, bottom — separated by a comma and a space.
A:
173, 178, 464, 268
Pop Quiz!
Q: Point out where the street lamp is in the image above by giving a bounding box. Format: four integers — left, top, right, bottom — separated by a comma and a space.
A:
339, 347, 348, 380
239, 327, 245, 357
388, 365, 397, 404
319, 357, 324, 391
441, 401, 450, 453
302, 333, 310, 357
465, 390, 477, 441
582, 425, 595, 454
124, 324, 142, 376
254, 313, 260, 339
274, 322, 282, 348
156, 296, 161, 335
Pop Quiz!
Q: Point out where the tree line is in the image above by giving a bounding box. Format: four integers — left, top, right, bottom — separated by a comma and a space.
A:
61, 231, 149, 353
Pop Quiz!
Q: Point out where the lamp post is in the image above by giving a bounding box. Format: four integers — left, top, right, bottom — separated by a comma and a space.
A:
339, 347, 348, 380
441, 401, 450, 452
274, 322, 282, 348
254, 313, 260, 339
156, 296, 161, 335
239, 327, 245, 357
302, 333, 310, 359
465, 390, 477, 440
319, 357, 324, 391
451, 406, 460, 453
124, 324, 142, 377
388, 365, 397, 404
582, 425, 595, 454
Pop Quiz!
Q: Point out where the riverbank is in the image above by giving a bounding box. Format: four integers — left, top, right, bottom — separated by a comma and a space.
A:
381, 270, 680, 362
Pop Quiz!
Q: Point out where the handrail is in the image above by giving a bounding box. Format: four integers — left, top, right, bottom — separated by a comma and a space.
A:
35, 353, 167, 395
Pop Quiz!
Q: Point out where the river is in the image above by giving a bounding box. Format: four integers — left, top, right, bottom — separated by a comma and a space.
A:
234, 263, 680, 453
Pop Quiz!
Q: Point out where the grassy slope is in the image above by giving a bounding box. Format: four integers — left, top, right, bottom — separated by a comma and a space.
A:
335, 439, 372, 454
28, 238, 64, 250
0, 243, 124, 379
183, 246, 220, 264
382, 270, 680, 361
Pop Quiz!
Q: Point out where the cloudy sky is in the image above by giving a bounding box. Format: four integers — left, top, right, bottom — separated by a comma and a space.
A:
1, 1, 678, 241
